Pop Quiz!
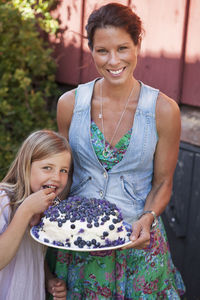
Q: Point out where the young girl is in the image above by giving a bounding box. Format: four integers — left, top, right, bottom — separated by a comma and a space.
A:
0, 129, 72, 300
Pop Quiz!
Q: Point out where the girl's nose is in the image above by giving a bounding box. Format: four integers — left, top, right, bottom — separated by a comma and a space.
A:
52, 171, 61, 182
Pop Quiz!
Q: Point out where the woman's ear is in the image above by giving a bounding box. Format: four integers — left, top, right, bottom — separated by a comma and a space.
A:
137, 37, 142, 54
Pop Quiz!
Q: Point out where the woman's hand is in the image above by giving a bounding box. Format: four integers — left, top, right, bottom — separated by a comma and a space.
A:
46, 277, 67, 300
122, 213, 154, 250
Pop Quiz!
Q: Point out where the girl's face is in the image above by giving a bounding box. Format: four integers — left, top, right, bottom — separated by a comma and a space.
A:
30, 151, 71, 196
92, 26, 140, 86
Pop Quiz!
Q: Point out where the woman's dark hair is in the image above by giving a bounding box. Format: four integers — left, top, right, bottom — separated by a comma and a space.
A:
86, 2, 143, 50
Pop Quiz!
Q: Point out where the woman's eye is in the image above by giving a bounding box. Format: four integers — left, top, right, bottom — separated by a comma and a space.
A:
119, 46, 127, 51
97, 48, 107, 53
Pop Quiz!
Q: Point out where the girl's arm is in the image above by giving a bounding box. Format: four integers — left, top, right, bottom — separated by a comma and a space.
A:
0, 188, 55, 269
123, 93, 181, 249
45, 261, 67, 299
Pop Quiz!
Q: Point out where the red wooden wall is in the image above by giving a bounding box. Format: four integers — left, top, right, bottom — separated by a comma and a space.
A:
51, 0, 200, 107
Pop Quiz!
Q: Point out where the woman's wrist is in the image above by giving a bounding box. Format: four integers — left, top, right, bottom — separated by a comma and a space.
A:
138, 210, 158, 228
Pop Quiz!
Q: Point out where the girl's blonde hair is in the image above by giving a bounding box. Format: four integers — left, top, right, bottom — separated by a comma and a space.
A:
0, 130, 72, 213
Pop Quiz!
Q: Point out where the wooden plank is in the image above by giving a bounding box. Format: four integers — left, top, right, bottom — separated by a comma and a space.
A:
183, 153, 200, 298
165, 149, 193, 237
129, 0, 187, 102
181, 0, 200, 107
162, 146, 194, 277
50, 0, 83, 85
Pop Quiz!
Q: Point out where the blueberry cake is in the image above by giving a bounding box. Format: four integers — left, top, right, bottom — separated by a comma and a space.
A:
32, 196, 132, 250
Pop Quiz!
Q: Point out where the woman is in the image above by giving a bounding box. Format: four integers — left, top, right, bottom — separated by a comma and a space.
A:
49, 3, 185, 299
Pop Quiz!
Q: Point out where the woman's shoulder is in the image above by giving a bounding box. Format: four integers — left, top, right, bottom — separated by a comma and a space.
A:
156, 92, 181, 135
58, 88, 76, 108
156, 92, 180, 118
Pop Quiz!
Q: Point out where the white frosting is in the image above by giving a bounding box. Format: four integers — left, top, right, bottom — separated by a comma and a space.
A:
39, 210, 129, 248
32, 197, 132, 249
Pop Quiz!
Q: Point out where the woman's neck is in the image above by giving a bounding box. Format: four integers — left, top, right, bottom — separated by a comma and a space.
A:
101, 77, 138, 103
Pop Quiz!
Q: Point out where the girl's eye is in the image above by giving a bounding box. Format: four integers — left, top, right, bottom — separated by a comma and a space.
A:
43, 166, 51, 170
60, 169, 68, 174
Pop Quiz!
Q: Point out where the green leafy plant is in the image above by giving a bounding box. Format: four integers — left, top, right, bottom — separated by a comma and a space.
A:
0, 1, 60, 179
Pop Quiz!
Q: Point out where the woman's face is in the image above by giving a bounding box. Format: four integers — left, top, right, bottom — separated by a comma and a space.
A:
92, 26, 140, 86
30, 151, 71, 196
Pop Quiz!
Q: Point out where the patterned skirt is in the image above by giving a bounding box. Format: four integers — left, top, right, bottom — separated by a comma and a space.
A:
46, 218, 185, 299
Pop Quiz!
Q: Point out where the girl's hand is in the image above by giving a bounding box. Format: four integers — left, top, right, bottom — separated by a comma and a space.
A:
47, 277, 67, 300
29, 213, 43, 227
21, 188, 56, 218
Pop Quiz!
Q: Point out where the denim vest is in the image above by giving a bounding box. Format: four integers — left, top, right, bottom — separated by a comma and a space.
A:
69, 79, 159, 224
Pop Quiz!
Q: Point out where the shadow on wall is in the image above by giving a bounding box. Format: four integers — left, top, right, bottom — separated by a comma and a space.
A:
53, 43, 200, 107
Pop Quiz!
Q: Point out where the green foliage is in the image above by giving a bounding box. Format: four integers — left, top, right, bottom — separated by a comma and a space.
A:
12, 0, 59, 34
0, 1, 60, 179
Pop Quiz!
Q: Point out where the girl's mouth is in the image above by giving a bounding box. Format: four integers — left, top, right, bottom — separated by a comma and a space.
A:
42, 184, 57, 190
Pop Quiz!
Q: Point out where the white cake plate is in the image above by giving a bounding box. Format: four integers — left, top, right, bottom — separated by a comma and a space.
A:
30, 221, 133, 252
30, 228, 132, 251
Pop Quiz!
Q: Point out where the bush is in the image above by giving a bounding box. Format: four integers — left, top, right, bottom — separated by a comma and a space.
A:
0, 1, 60, 179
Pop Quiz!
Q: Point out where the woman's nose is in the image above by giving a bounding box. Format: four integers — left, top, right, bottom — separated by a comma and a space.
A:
108, 51, 120, 65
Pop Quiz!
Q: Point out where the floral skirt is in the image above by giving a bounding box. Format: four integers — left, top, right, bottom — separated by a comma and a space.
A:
46, 218, 185, 299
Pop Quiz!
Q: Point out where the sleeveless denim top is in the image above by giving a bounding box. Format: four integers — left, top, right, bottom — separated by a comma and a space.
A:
69, 79, 159, 224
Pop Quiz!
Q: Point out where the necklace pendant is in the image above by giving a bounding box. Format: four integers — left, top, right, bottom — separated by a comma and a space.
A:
98, 113, 102, 119
102, 148, 111, 158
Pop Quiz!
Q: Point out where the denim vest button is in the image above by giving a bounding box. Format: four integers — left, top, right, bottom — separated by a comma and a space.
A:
99, 191, 103, 197
103, 172, 107, 178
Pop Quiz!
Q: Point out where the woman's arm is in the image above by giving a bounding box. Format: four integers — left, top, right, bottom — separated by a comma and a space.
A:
123, 93, 181, 249
57, 89, 76, 138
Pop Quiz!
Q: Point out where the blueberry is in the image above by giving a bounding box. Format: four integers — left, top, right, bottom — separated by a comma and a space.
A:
71, 224, 75, 229
103, 231, 109, 237
117, 226, 123, 232
58, 222, 62, 227
87, 223, 92, 228
101, 216, 107, 222
112, 218, 118, 224
91, 239, 96, 245
109, 224, 115, 230
86, 241, 92, 246
94, 222, 99, 227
